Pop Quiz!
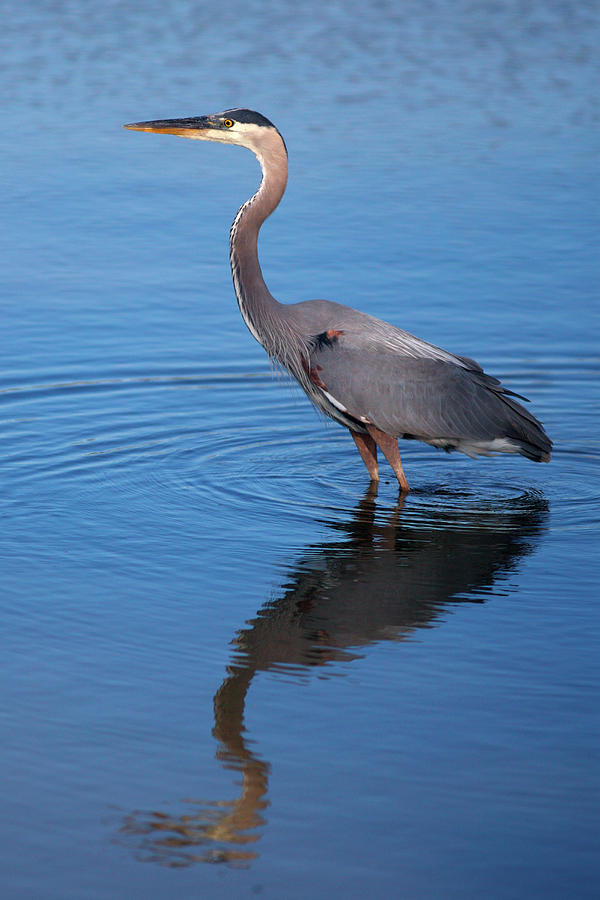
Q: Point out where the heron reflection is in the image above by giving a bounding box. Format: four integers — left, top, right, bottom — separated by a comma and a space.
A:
120, 487, 547, 866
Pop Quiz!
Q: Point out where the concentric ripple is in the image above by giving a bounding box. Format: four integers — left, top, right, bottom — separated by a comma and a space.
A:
3, 358, 597, 553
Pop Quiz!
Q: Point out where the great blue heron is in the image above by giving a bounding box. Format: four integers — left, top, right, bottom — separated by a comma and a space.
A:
124, 108, 552, 491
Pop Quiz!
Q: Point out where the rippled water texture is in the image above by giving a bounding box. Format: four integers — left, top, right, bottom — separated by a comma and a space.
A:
2, 1, 599, 898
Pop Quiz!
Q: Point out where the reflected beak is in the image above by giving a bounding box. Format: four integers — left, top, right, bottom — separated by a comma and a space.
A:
123, 116, 215, 138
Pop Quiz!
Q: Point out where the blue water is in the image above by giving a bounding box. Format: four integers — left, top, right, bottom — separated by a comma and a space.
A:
2, 1, 599, 897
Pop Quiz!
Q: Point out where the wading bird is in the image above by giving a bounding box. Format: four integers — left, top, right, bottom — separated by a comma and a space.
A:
124, 108, 551, 491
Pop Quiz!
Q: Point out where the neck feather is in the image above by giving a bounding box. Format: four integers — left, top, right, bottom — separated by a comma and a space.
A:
229, 130, 309, 381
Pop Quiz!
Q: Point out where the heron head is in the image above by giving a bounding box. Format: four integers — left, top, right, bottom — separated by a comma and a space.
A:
123, 108, 284, 154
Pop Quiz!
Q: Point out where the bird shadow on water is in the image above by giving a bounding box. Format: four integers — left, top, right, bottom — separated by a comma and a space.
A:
116, 485, 548, 868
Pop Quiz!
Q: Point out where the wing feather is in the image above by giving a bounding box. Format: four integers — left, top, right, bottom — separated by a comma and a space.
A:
310, 337, 551, 459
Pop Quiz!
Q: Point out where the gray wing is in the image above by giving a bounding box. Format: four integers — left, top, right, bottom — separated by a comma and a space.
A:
308, 329, 551, 461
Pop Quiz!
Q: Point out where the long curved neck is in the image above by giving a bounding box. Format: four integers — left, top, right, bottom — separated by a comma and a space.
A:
229, 129, 308, 373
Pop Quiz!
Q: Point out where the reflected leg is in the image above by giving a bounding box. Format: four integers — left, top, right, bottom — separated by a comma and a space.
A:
350, 429, 379, 481
366, 425, 410, 493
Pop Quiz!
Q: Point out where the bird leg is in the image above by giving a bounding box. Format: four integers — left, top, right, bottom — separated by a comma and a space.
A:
367, 425, 410, 493
350, 430, 379, 481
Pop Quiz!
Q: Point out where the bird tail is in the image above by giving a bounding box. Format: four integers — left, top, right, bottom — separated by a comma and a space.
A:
499, 394, 552, 462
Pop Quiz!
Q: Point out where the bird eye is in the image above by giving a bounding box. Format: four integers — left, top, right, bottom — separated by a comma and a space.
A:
223, 119, 234, 128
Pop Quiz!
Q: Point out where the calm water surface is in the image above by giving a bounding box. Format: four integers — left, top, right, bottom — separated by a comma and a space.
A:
2, 1, 599, 898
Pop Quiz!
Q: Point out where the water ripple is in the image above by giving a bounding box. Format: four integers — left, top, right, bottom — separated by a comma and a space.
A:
3, 360, 597, 547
